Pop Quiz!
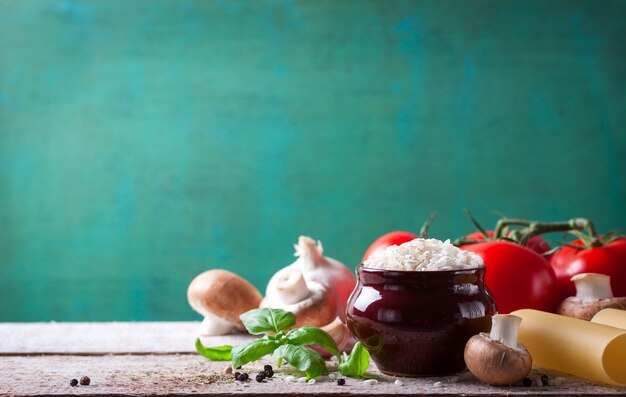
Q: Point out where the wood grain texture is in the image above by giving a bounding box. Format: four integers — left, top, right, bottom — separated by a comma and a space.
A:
0, 322, 624, 396
2, 354, 624, 396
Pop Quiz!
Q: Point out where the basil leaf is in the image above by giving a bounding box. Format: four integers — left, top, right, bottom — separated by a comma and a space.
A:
273, 344, 328, 381
338, 342, 370, 378
231, 338, 281, 369
285, 326, 340, 359
195, 339, 232, 361
240, 308, 296, 334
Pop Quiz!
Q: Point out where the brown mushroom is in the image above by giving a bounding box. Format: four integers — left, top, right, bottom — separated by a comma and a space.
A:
557, 273, 626, 321
464, 314, 532, 386
187, 269, 262, 335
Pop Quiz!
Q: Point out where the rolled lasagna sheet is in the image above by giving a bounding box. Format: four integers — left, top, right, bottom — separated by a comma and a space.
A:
592, 308, 626, 330
512, 309, 626, 386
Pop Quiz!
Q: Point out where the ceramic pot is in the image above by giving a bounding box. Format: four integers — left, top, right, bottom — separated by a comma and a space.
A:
346, 265, 496, 376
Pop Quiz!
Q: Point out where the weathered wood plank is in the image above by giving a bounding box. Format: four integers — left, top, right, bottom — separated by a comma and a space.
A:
1, 354, 623, 396
0, 322, 254, 355
1, 322, 624, 396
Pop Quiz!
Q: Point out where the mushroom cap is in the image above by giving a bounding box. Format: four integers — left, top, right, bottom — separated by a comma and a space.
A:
187, 269, 262, 327
557, 297, 626, 321
464, 333, 532, 386
260, 281, 337, 328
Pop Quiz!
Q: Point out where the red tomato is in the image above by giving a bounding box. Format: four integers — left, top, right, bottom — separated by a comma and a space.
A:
461, 241, 561, 314
465, 231, 552, 257
550, 238, 626, 298
362, 231, 417, 263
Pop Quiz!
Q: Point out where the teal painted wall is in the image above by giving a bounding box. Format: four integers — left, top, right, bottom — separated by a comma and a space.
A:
1, 0, 625, 321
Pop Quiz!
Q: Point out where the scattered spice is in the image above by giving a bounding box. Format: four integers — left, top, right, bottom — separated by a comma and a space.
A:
522, 378, 533, 387
337, 378, 346, 386
234, 372, 241, 379
173, 373, 228, 385
223, 366, 233, 375
264, 368, 274, 378
264, 365, 273, 372
255, 373, 265, 383
540, 374, 549, 386
70, 379, 78, 387
80, 376, 91, 386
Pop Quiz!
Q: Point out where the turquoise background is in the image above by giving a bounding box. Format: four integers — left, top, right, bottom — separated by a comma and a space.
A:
1, 0, 625, 321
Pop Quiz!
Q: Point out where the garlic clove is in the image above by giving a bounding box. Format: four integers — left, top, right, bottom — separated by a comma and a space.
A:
321, 317, 349, 350
309, 317, 352, 358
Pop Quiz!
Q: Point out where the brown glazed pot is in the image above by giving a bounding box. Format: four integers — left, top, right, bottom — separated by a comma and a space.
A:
346, 265, 496, 376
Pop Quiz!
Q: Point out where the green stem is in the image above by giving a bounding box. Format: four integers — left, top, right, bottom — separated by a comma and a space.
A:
419, 212, 437, 239
463, 209, 490, 240
494, 218, 533, 239
523, 218, 602, 247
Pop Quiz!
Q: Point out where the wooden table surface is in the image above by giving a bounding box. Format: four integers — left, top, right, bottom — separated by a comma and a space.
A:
1, 322, 624, 396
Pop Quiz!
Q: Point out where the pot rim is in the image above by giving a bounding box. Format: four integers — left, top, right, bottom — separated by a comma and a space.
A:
356, 263, 485, 275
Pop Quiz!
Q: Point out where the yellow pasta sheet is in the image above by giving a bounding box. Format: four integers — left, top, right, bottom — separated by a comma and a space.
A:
513, 309, 626, 386
592, 308, 626, 330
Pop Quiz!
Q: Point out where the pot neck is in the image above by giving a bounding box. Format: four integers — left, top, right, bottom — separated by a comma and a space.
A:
356, 265, 485, 287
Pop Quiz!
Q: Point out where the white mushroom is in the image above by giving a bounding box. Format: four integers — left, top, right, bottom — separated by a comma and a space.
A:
187, 269, 262, 335
557, 273, 626, 320
261, 279, 337, 328
464, 314, 532, 386
261, 236, 356, 328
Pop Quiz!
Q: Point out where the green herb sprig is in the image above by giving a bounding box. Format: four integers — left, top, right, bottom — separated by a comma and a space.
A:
195, 308, 370, 380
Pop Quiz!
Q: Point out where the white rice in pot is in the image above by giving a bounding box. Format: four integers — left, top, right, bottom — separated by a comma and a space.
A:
363, 238, 484, 271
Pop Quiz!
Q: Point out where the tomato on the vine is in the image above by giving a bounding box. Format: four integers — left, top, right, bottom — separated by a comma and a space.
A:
550, 238, 626, 298
461, 241, 561, 314
361, 231, 417, 263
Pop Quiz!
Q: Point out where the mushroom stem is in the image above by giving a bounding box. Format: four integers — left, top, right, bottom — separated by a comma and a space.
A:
489, 314, 522, 349
275, 267, 311, 304
199, 312, 238, 336
573, 273, 614, 301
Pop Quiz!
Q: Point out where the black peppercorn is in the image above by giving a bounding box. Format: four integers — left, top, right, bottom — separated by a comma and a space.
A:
234, 372, 241, 379
70, 379, 78, 387
79, 376, 91, 386
238, 373, 249, 381
255, 373, 265, 382
264, 364, 272, 372
522, 378, 532, 387
337, 378, 346, 386
264, 368, 274, 378
540, 374, 549, 385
